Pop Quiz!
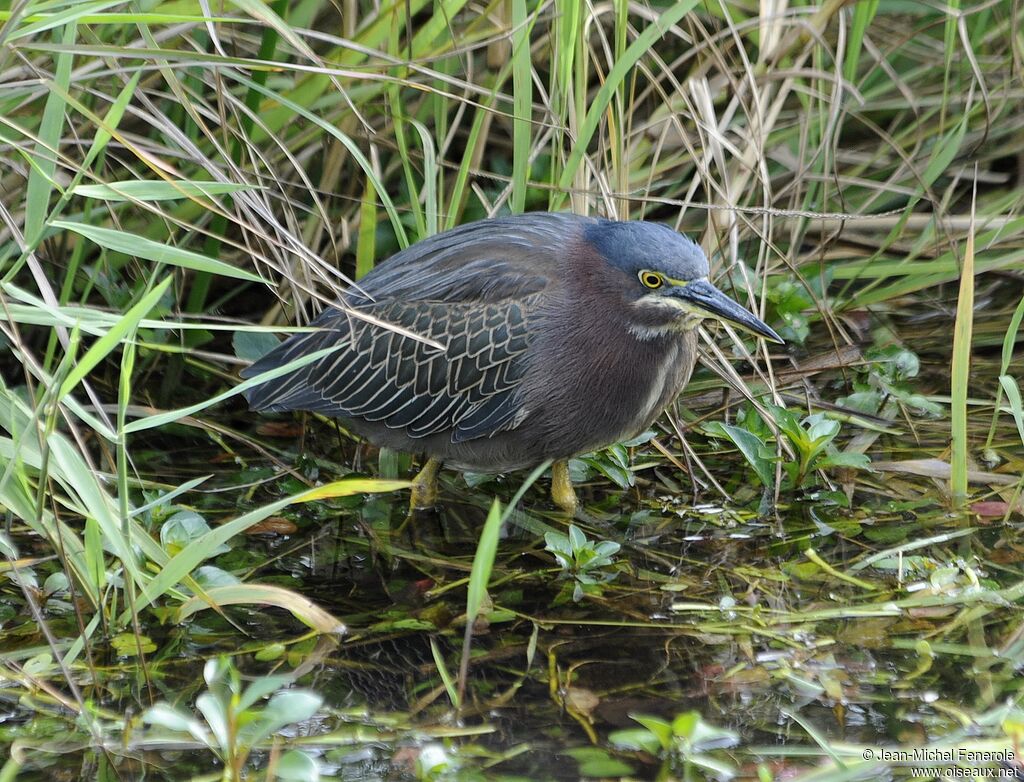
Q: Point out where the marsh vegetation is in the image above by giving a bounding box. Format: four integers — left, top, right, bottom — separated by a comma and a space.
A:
0, 1, 1022, 780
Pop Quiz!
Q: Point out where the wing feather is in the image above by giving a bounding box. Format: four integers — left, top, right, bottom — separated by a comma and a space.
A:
243, 294, 538, 442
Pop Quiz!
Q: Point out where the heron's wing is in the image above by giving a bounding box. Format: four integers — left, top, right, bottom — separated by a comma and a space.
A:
355, 212, 593, 302
242, 214, 594, 439
241, 295, 536, 442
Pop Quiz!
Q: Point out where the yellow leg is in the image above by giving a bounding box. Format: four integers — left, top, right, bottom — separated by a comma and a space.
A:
410, 457, 442, 510
550, 460, 578, 515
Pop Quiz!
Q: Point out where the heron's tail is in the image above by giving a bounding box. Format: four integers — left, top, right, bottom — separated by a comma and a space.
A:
240, 317, 350, 413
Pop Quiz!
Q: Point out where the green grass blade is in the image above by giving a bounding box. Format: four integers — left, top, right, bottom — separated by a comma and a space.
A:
950, 211, 975, 506
510, 0, 531, 213
57, 276, 172, 399
457, 497, 502, 707
466, 498, 502, 625
997, 376, 1024, 447
430, 637, 459, 709
24, 22, 74, 247
50, 221, 266, 283
553, 0, 698, 208
410, 119, 438, 236
843, 0, 880, 85
226, 72, 409, 249
987, 294, 1024, 447
69, 181, 256, 201
122, 342, 344, 434
5, 1, 125, 41
356, 178, 377, 279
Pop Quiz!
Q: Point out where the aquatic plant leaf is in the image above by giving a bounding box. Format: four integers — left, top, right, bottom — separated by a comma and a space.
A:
160, 510, 228, 557
192, 566, 240, 589
705, 421, 774, 488
240, 690, 323, 745
237, 675, 295, 712
142, 704, 212, 748
275, 750, 320, 782
566, 747, 635, 777
818, 452, 872, 471
608, 726, 663, 754
630, 714, 673, 750
672, 711, 740, 751
544, 530, 573, 563
568, 524, 586, 553
196, 692, 230, 752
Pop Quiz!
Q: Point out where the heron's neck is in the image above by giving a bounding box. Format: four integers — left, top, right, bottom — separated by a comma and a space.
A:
627, 315, 702, 341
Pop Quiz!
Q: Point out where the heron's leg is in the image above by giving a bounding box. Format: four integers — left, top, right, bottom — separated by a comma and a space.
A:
550, 460, 579, 515
410, 457, 442, 510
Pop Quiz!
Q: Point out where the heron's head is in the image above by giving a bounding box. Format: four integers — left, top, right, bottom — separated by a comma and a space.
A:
585, 219, 783, 343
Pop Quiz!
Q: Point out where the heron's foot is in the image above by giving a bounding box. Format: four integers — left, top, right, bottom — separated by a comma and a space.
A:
409, 457, 442, 511
550, 460, 579, 516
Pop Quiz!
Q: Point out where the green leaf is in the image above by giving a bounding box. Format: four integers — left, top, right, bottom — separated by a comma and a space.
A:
843, 0, 881, 87
193, 566, 240, 589
0, 531, 18, 559
568, 524, 587, 554
608, 727, 661, 754
111, 632, 156, 656
818, 452, 872, 471
160, 510, 228, 558
275, 750, 320, 782
707, 422, 775, 488
142, 703, 211, 746
195, 692, 230, 751
466, 499, 502, 623
565, 747, 635, 778
51, 221, 266, 283
769, 405, 807, 448
292, 478, 411, 503
430, 637, 459, 709
631, 714, 674, 750
510, 0, 533, 213
805, 414, 840, 445
675, 712, 740, 751
999, 375, 1024, 446
56, 276, 170, 398
237, 674, 301, 713
251, 690, 322, 740
544, 531, 573, 560
593, 540, 621, 559
5, 1, 125, 42
24, 23, 74, 245
83, 516, 105, 590
553, 0, 699, 206
42, 571, 69, 596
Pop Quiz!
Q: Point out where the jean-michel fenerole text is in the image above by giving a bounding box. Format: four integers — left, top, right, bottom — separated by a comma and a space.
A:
874, 747, 1014, 764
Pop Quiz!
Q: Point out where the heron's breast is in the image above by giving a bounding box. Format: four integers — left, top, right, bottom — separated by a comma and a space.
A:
631, 332, 698, 431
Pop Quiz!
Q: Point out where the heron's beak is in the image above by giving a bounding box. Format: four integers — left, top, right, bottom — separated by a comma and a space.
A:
669, 279, 784, 344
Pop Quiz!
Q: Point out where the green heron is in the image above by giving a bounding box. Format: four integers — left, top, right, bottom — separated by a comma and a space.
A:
243, 212, 781, 514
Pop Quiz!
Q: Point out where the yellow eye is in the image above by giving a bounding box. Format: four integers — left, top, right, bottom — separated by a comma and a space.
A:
639, 270, 664, 289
